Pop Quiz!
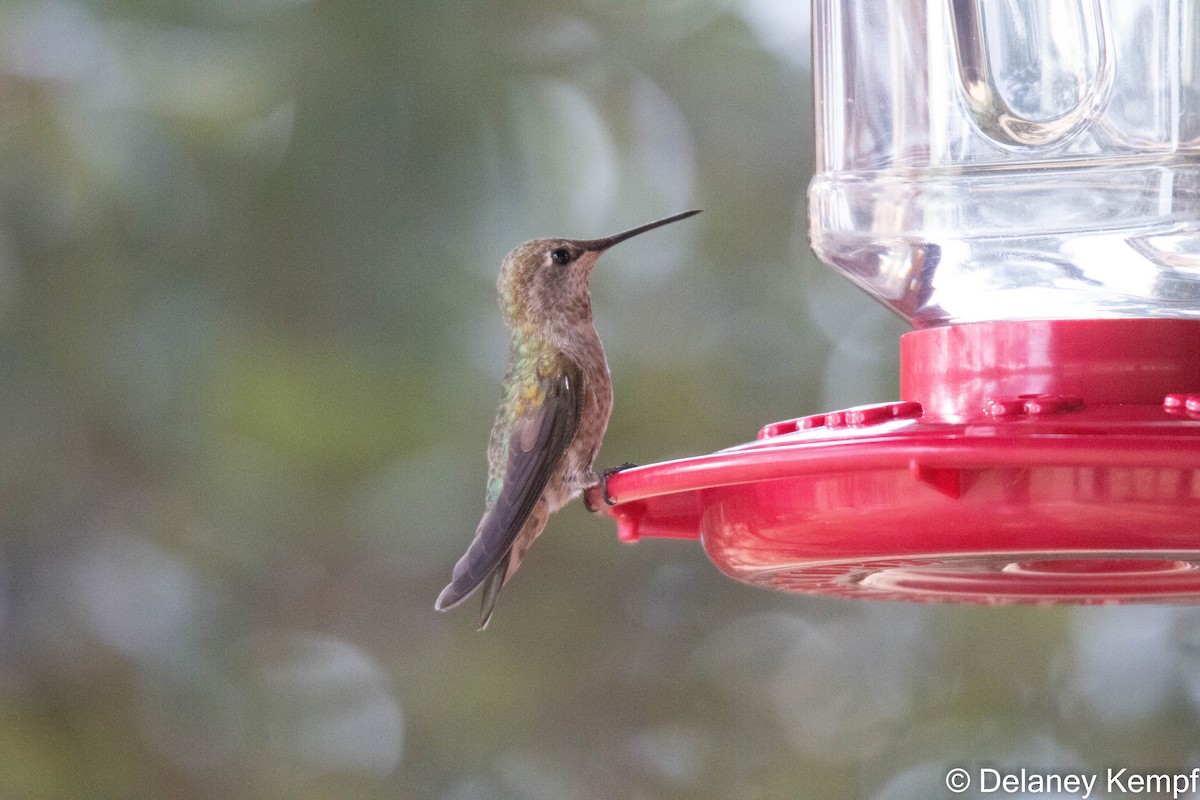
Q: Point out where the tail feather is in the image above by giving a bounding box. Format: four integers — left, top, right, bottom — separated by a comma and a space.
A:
434, 509, 511, 612
436, 499, 549, 625
476, 552, 510, 630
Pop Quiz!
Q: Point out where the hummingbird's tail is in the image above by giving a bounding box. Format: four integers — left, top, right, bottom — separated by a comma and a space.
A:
433, 511, 518, 614
434, 552, 509, 630
434, 548, 510, 630
435, 497, 550, 627
476, 552, 510, 630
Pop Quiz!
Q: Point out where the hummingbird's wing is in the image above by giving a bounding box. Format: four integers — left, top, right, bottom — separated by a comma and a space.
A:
434, 367, 582, 613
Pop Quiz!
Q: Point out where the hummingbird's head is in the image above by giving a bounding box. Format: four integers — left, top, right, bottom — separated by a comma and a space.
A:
497, 210, 701, 329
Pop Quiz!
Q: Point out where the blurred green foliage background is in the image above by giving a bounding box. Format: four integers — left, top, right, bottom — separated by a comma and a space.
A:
1, 1, 1198, 798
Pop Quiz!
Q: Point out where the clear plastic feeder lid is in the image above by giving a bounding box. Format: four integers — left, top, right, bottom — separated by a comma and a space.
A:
809, 0, 1200, 327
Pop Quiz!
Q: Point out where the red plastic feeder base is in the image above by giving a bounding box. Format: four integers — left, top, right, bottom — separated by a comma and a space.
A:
595, 319, 1200, 604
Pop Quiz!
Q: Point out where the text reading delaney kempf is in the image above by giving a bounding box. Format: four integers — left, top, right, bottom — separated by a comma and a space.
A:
944, 766, 1200, 798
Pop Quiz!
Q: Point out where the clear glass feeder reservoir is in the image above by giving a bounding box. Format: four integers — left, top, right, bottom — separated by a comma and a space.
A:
809, 0, 1200, 326
594, 0, 1200, 604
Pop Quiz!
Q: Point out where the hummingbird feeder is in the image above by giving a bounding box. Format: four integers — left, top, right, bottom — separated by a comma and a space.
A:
593, 0, 1200, 604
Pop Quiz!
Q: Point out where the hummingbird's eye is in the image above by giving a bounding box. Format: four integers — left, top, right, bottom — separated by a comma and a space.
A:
550, 247, 574, 265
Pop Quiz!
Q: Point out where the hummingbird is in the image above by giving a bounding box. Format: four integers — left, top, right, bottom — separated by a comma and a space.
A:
435, 209, 701, 629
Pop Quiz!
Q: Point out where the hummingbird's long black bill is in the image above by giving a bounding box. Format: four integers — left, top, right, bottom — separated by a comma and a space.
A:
577, 209, 701, 252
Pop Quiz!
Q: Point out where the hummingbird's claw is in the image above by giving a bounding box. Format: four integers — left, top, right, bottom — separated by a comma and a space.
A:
601, 462, 637, 506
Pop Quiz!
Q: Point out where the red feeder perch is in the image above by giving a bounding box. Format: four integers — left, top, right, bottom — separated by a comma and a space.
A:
593, 319, 1200, 603
593, 1, 1200, 604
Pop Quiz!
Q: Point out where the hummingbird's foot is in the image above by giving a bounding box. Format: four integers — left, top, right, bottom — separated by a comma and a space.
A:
600, 462, 637, 506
